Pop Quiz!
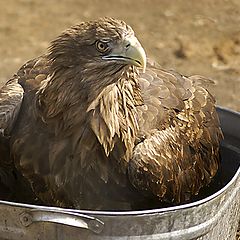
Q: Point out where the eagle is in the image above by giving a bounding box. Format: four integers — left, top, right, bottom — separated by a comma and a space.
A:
0, 17, 223, 210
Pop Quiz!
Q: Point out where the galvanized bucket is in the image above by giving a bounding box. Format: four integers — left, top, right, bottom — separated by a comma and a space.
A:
0, 107, 239, 240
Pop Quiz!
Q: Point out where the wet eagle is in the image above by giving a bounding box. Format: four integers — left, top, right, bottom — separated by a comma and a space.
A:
0, 17, 223, 210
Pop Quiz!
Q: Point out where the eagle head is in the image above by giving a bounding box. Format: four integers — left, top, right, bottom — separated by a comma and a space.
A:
39, 18, 145, 144
48, 17, 146, 76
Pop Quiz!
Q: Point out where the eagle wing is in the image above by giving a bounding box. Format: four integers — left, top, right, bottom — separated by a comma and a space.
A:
0, 77, 24, 136
0, 55, 51, 137
128, 64, 223, 203
0, 56, 55, 202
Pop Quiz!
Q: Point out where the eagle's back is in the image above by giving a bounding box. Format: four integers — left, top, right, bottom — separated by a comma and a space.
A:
129, 64, 223, 203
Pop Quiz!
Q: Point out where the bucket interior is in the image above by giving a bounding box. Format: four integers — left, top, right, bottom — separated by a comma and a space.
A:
0, 107, 239, 210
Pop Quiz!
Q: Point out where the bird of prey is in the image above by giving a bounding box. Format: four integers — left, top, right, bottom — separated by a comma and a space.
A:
0, 17, 223, 210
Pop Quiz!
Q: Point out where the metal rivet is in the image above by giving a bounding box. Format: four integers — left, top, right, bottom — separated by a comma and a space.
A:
20, 213, 32, 227
88, 220, 104, 234
23, 216, 29, 222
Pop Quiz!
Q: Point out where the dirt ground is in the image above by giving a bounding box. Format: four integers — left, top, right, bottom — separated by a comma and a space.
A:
0, 0, 240, 111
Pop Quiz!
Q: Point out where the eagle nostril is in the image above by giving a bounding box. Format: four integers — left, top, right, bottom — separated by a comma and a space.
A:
125, 43, 131, 50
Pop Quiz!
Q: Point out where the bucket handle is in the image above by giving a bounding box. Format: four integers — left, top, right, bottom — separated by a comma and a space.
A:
19, 209, 104, 234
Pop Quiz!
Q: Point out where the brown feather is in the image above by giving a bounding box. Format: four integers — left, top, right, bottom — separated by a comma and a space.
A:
0, 17, 223, 210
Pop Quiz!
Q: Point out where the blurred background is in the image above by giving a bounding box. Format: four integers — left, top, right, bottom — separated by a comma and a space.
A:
0, 0, 239, 111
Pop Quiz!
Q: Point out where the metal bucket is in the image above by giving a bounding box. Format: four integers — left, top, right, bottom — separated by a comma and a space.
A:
0, 107, 239, 240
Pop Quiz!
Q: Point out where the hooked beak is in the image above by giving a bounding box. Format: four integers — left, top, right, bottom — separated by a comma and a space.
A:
102, 35, 146, 72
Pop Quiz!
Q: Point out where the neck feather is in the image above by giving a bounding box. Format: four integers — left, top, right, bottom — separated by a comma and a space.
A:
88, 68, 143, 157
37, 64, 143, 157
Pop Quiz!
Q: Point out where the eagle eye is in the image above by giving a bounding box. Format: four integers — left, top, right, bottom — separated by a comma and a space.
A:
95, 40, 109, 53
